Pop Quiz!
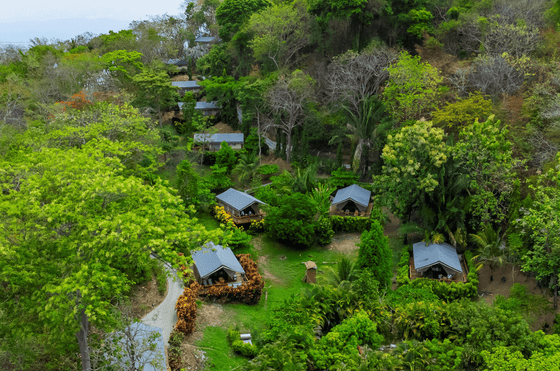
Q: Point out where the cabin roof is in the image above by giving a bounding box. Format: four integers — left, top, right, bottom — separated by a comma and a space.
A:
331, 184, 371, 208
195, 101, 220, 110
216, 188, 264, 212
171, 81, 200, 88
194, 36, 217, 43
191, 242, 245, 279
413, 242, 463, 274
193, 133, 244, 144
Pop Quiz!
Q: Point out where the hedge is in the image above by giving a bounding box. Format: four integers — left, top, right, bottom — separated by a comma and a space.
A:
331, 216, 373, 233
397, 246, 479, 302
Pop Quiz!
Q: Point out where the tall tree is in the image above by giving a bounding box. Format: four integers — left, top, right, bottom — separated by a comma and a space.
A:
516, 158, 560, 308
266, 70, 315, 162
132, 70, 179, 128
215, 0, 271, 42
247, 0, 312, 70
357, 219, 392, 288
0, 145, 220, 371
344, 95, 393, 178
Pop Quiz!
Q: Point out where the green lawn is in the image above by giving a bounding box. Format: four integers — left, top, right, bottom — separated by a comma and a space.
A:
196, 326, 248, 370
194, 211, 221, 231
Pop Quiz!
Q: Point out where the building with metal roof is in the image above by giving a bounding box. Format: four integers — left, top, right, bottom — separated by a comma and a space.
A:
331, 184, 372, 216
194, 36, 218, 43
193, 133, 244, 151
412, 242, 463, 279
191, 242, 246, 286
172, 81, 202, 95
216, 188, 266, 224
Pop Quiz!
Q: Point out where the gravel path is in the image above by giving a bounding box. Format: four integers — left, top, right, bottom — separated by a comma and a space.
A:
142, 256, 184, 346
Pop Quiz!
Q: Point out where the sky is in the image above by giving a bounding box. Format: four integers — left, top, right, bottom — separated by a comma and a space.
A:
0, 0, 186, 46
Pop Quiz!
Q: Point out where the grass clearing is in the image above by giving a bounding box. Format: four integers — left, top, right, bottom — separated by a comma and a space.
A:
196, 326, 248, 370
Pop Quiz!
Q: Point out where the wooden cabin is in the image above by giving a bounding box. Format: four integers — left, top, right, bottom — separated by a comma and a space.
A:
330, 184, 373, 217
191, 243, 246, 287
193, 133, 244, 152
411, 242, 467, 283
172, 81, 202, 95
216, 188, 265, 224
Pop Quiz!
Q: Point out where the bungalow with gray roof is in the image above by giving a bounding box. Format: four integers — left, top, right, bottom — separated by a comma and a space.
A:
330, 184, 372, 217
216, 188, 266, 224
411, 242, 467, 282
172, 81, 202, 95
191, 242, 246, 287
193, 133, 244, 152
194, 36, 218, 44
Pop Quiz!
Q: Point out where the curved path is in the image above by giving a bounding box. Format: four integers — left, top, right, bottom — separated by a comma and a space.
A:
142, 256, 184, 346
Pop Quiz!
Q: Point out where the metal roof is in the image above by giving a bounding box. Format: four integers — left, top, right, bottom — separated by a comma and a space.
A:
332, 184, 371, 208
413, 242, 463, 274
195, 101, 220, 110
178, 102, 184, 109
192, 242, 245, 279
216, 188, 264, 212
193, 133, 244, 144
195, 36, 217, 43
171, 81, 200, 88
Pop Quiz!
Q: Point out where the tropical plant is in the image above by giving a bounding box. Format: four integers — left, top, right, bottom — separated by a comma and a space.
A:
325, 256, 359, 287
344, 95, 393, 177
470, 224, 506, 273
233, 152, 261, 184
309, 183, 333, 220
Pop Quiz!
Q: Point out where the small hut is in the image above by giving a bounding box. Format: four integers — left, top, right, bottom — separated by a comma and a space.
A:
191, 242, 246, 286
216, 188, 265, 223
330, 184, 372, 217
193, 133, 244, 152
412, 242, 463, 280
172, 81, 202, 95
302, 261, 317, 284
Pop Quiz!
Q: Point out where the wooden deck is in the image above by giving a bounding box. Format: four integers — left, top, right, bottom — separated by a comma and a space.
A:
230, 212, 265, 224
409, 255, 469, 283
199, 273, 246, 292
329, 203, 373, 217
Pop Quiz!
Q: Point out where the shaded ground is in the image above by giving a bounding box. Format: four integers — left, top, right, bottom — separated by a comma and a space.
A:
326, 233, 361, 253
476, 263, 560, 332
128, 276, 168, 320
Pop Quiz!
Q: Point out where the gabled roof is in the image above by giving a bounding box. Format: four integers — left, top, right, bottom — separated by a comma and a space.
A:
195, 36, 217, 43
216, 188, 264, 212
195, 101, 220, 110
192, 242, 245, 279
193, 133, 244, 144
172, 81, 200, 88
332, 184, 371, 208
413, 242, 462, 274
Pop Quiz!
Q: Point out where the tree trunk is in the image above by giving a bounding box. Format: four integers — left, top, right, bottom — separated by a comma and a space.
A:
159, 109, 163, 129
75, 291, 91, 371
257, 110, 262, 165
554, 274, 558, 309
352, 139, 364, 173
286, 132, 292, 163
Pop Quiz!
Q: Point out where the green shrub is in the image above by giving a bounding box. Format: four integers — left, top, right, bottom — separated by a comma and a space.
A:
331, 216, 372, 232
554, 314, 560, 334
258, 164, 279, 176
227, 327, 240, 344
329, 168, 358, 188
232, 339, 258, 358
310, 311, 384, 370
357, 220, 393, 288
396, 246, 411, 286
151, 259, 167, 295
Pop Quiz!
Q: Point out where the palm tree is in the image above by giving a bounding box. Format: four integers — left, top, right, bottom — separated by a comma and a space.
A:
233, 152, 260, 184
470, 224, 506, 275
309, 183, 333, 220
345, 96, 393, 178
288, 165, 318, 193
326, 256, 359, 287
